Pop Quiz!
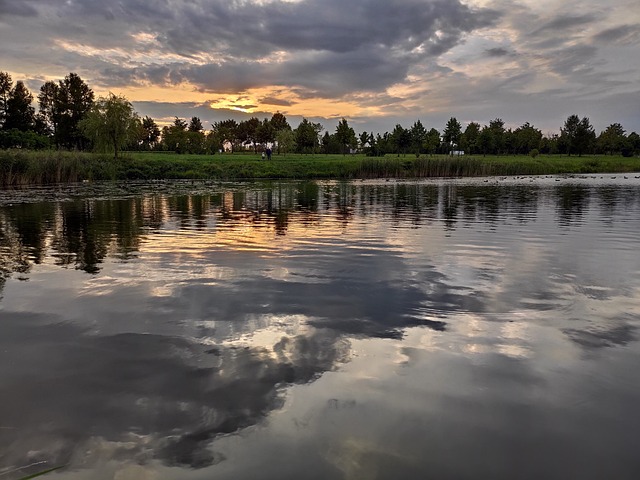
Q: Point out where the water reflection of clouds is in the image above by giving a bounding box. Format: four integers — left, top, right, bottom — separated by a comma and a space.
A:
0, 313, 351, 471
2, 180, 640, 478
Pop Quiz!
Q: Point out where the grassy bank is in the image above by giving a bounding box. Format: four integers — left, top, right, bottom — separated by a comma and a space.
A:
1, 150, 639, 185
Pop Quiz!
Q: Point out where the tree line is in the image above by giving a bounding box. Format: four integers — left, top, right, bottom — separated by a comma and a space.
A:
1, 71, 639, 158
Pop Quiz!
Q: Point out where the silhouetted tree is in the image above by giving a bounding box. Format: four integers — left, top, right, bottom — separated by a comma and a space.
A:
0, 71, 13, 129
443, 117, 462, 154
188, 116, 203, 132
38, 81, 59, 138
461, 122, 480, 155
4, 81, 35, 131
561, 115, 595, 156
597, 123, 625, 155
410, 120, 427, 156
55, 73, 94, 150
335, 118, 356, 155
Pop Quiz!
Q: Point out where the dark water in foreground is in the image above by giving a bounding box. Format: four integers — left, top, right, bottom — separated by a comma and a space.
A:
1, 177, 640, 479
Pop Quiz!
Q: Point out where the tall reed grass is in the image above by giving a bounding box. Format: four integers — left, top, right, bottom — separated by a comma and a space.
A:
2, 150, 638, 185
0, 150, 115, 186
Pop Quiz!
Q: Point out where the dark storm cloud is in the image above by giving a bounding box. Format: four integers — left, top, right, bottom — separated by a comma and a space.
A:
155, 0, 500, 57
4, 0, 499, 97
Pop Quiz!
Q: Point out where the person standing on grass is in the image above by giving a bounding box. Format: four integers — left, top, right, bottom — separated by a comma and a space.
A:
266, 147, 272, 161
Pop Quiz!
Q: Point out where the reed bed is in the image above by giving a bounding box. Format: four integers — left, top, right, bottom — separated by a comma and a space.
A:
2, 150, 638, 185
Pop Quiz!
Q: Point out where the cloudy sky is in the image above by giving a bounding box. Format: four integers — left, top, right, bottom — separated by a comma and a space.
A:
1, 0, 639, 134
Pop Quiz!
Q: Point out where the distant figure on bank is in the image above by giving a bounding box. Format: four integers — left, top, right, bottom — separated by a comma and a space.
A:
261, 151, 266, 160
266, 147, 272, 161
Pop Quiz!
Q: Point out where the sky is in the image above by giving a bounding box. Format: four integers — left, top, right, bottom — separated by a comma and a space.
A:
1, 0, 639, 135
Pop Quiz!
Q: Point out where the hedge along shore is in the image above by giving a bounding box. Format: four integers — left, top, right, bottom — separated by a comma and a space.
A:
1, 150, 640, 186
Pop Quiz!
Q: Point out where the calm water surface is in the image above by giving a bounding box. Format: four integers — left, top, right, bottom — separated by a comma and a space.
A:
1, 177, 640, 479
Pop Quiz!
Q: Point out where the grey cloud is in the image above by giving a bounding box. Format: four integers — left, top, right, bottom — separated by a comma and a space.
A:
485, 47, 511, 57
12, 0, 499, 98
593, 24, 640, 44
0, 0, 38, 18
260, 97, 294, 107
530, 13, 599, 36
547, 45, 599, 75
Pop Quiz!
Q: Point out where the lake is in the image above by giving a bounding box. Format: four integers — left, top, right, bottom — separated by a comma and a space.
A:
1, 177, 640, 479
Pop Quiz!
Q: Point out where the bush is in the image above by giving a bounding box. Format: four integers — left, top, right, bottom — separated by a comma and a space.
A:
529, 149, 539, 158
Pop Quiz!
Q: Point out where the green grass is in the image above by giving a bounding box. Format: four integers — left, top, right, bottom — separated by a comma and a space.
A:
1, 149, 639, 185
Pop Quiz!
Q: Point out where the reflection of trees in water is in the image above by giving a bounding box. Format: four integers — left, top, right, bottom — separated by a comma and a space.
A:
1, 182, 639, 284
555, 185, 590, 227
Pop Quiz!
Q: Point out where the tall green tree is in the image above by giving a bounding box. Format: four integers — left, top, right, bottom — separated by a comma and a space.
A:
55, 73, 94, 149
213, 119, 238, 152
478, 125, 493, 156
162, 117, 188, 153
410, 120, 427, 156
391, 124, 411, 156
188, 116, 203, 132
140, 116, 160, 150
627, 132, 640, 156
38, 81, 60, 137
442, 117, 462, 154
237, 117, 261, 152
461, 122, 480, 155
597, 123, 626, 155
4, 81, 35, 131
335, 118, 356, 155
79, 93, 140, 159
359, 131, 370, 153
512, 122, 542, 154
561, 114, 595, 156
276, 129, 296, 156
270, 112, 290, 132
488, 118, 506, 154
257, 118, 276, 147
424, 128, 441, 155
295, 118, 319, 153
0, 71, 13, 129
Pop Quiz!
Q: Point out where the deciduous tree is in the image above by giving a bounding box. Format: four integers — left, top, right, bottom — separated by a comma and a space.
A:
561, 115, 594, 156
461, 122, 480, 155
597, 123, 626, 155
276, 129, 296, 155
410, 120, 427, 157
188, 116, 203, 132
140, 116, 160, 150
443, 117, 462, 154
335, 118, 356, 155
79, 93, 140, 159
